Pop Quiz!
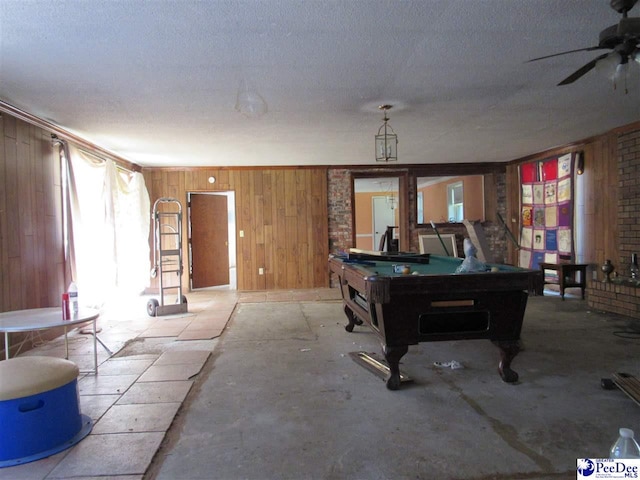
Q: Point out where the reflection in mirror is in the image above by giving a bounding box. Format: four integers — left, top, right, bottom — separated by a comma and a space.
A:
416, 175, 485, 224
354, 177, 399, 251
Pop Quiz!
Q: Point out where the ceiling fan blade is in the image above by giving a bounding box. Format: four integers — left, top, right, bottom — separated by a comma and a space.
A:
557, 52, 612, 85
526, 46, 608, 63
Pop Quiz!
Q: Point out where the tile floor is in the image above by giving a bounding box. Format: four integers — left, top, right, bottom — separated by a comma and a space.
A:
0, 290, 230, 479
0, 288, 339, 480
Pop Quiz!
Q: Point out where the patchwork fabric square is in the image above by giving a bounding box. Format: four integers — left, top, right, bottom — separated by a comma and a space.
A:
545, 229, 558, 251
533, 184, 544, 204
533, 207, 545, 227
544, 182, 557, 205
542, 159, 557, 181
545, 206, 558, 227
522, 206, 533, 226
558, 204, 572, 227
520, 162, 538, 183
558, 228, 572, 254
519, 249, 532, 269
533, 229, 545, 250
520, 227, 533, 249
558, 153, 572, 178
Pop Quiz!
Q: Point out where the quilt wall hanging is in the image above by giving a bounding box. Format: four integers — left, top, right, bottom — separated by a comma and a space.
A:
518, 153, 575, 270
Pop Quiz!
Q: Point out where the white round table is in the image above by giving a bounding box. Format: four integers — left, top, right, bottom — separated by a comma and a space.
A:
0, 307, 104, 374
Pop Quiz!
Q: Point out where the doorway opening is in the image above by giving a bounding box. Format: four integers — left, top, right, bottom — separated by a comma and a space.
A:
187, 191, 237, 290
353, 177, 400, 251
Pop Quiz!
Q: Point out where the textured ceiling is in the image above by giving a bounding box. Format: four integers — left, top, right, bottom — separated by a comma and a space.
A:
0, 0, 638, 167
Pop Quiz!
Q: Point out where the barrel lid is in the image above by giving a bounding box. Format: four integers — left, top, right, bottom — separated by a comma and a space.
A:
0, 356, 79, 401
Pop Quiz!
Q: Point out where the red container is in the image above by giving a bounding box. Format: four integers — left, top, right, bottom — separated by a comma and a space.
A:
61, 293, 70, 320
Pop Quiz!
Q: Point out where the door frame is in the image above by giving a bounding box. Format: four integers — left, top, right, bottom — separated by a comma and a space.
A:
187, 191, 237, 290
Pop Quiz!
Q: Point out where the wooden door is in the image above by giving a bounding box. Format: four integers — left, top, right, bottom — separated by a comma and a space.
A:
190, 194, 230, 288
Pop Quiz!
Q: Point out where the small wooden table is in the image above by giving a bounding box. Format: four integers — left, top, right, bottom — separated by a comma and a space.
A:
539, 263, 588, 300
0, 307, 107, 374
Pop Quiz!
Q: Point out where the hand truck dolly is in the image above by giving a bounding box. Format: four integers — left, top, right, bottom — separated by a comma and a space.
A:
147, 198, 188, 316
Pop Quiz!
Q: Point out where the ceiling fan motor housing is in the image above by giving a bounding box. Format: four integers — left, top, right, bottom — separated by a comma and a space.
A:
617, 17, 640, 37
598, 18, 640, 51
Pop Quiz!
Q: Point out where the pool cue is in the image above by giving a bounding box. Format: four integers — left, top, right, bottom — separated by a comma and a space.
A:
430, 220, 451, 257
496, 212, 520, 249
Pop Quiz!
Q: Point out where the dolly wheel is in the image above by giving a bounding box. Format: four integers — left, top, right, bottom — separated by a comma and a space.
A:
181, 295, 188, 305
147, 298, 159, 317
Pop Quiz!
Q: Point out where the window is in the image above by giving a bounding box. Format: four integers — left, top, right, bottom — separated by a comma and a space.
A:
447, 181, 463, 222
417, 192, 424, 224
63, 144, 151, 307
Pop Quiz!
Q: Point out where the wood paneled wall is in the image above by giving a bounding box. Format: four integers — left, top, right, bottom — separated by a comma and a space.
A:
0, 114, 64, 313
143, 167, 330, 291
0, 113, 66, 357
580, 133, 619, 268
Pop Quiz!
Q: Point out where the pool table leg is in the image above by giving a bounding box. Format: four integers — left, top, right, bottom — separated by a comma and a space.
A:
383, 345, 409, 390
493, 340, 520, 383
343, 306, 363, 333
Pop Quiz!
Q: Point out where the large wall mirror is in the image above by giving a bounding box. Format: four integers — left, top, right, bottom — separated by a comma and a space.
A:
416, 175, 486, 225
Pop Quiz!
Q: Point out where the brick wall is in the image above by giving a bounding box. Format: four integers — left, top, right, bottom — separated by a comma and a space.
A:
327, 169, 353, 255
588, 281, 640, 318
618, 130, 640, 276
487, 173, 509, 264
587, 128, 640, 316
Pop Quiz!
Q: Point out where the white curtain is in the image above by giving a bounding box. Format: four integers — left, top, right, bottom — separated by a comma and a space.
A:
65, 144, 150, 308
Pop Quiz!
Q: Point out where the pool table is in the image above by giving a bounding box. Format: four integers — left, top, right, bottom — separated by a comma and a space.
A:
329, 253, 542, 390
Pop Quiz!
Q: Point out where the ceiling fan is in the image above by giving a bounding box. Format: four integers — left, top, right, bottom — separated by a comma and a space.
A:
527, 0, 640, 87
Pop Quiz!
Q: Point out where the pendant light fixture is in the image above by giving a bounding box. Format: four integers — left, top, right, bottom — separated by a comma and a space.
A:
375, 105, 398, 162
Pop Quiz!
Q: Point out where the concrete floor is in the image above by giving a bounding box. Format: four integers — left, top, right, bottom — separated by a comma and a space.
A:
1, 287, 640, 479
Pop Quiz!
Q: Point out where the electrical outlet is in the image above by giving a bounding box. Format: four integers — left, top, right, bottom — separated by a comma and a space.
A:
239, 230, 244, 238
259, 268, 264, 275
